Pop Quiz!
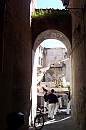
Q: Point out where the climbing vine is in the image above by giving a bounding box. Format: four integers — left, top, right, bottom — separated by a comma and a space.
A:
31, 9, 71, 19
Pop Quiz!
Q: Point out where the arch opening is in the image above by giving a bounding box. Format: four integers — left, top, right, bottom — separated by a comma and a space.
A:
41, 39, 66, 49
31, 29, 71, 125
33, 30, 72, 54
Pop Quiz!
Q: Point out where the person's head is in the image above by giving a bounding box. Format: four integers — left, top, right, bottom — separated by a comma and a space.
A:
51, 89, 54, 93
44, 90, 47, 93
68, 86, 70, 91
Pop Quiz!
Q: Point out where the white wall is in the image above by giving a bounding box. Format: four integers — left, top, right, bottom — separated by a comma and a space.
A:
32, 50, 37, 123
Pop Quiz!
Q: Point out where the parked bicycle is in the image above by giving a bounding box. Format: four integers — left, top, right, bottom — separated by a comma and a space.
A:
34, 105, 48, 130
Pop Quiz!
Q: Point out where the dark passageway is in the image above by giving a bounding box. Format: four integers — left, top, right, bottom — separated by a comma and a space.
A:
0, 0, 86, 130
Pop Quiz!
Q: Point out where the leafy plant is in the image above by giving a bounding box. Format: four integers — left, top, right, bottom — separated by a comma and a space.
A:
31, 9, 70, 19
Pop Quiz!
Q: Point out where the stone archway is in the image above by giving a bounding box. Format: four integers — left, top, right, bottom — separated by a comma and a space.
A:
33, 29, 72, 54
31, 29, 72, 124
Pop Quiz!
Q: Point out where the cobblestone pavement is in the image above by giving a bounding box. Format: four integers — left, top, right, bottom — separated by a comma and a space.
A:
29, 109, 80, 130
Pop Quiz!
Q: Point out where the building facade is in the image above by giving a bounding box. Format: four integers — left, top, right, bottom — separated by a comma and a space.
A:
43, 47, 70, 87
36, 45, 44, 68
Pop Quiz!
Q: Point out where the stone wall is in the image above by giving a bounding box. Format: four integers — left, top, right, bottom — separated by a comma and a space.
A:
0, 0, 32, 129
31, 9, 72, 46
69, 0, 86, 130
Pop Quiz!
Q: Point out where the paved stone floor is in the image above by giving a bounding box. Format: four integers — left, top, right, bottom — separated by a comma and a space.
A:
29, 109, 80, 130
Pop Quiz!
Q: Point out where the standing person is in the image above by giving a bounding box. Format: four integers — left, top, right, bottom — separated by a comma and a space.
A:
47, 89, 58, 119
58, 95, 63, 108
42, 87, 48, 114
54, 91, 60, 115
65, 86, 71, 115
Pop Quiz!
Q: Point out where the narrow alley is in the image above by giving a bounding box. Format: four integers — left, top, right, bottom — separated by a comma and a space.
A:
29, 109, 80, 130
0, 0, 86, 130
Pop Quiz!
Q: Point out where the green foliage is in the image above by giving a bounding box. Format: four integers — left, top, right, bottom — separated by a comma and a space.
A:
41, 75, 45, 82
31, 9, 70, 19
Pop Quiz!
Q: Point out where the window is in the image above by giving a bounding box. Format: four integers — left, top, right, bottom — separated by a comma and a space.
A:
41, 48, 43, 54
38, 57, 40, 65
41, 58, 43, 66
39, 47, 40, 53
